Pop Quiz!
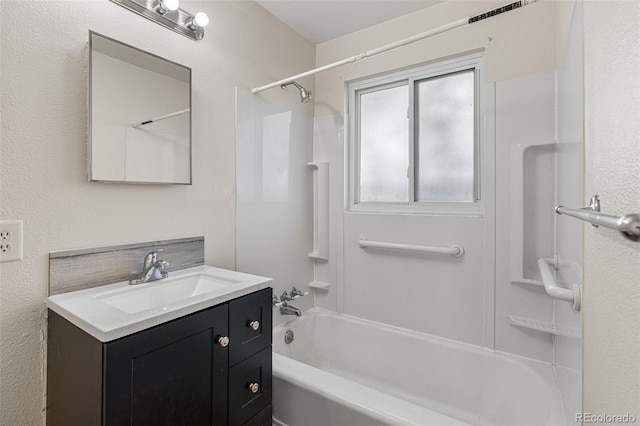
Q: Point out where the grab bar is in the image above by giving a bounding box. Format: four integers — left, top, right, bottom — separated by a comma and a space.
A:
555, 195, 640, 242
356, 238, 464, 258
537, 257, 581, 311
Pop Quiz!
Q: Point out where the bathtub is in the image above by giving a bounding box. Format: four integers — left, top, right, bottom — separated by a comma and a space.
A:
272, 309, 566, 426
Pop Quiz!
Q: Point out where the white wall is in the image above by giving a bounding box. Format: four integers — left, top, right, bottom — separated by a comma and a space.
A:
313, 0, 557, 352
583, 0, 640, 416
0, 1, 314, 424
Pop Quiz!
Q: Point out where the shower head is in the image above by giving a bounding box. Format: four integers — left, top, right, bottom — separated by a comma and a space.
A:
280, 81, 313, 103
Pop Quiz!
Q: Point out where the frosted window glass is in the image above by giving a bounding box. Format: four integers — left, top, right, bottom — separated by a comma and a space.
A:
358, 84, 409, 202
415, 69, 475, 202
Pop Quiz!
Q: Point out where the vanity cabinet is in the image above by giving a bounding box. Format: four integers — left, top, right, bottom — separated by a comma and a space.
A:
47, 288, 272, 426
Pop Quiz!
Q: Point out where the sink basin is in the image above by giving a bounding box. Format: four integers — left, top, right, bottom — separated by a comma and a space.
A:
96, 273, 239, 314
46, 265, 272, 342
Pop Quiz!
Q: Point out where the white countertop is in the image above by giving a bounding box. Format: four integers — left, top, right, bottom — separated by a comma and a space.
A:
46, 265, 272, 342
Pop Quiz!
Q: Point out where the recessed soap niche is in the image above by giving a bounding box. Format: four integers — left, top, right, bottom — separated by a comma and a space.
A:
522, 144, 556, 282
509, 141, 557, 287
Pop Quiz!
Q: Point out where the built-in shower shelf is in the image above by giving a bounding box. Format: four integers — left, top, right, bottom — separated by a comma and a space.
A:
508, 315, 580, 338
308, 281, 330, 290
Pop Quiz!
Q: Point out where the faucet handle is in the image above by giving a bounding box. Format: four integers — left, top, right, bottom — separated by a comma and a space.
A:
144, 249, 164, 267
290, 287, 307, 298
280, 291, 293, 302
272, 295, 285, 308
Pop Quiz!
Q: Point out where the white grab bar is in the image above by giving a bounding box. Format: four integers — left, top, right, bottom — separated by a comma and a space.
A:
537, 258, 581, 311
357, 238, 464, 258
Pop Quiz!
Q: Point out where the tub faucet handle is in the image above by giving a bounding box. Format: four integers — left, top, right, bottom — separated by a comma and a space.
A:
290, 287, 308, 298
273, 294, 285, 308
280, 291, 294, 302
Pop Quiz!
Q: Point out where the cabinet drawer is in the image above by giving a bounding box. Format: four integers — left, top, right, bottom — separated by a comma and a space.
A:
229, 346, 272, 425
229, 288, 272, 366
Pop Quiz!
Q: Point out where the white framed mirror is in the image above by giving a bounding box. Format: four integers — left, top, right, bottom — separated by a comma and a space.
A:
89, 31, 192, 184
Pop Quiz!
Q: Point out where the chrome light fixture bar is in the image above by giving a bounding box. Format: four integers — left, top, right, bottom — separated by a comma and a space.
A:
109, 0, 209, 41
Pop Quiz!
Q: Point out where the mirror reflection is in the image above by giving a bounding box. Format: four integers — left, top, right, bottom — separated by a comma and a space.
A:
89, 32, 191, 184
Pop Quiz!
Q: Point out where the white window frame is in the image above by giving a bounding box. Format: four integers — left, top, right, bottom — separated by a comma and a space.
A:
347, 52, 484, 215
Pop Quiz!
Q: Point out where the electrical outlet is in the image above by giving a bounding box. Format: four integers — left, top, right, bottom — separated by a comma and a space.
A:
0, 220, 23, 262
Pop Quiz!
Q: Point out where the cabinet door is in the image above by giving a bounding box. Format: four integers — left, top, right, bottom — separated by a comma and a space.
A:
229, 288, 272, 366
103, 305, 229, 426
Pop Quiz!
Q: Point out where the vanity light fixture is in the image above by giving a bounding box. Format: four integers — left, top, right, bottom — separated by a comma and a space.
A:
109, 0, 209, 41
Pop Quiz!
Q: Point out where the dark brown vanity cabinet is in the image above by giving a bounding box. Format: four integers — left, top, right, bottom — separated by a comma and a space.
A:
47, 288, 272, 426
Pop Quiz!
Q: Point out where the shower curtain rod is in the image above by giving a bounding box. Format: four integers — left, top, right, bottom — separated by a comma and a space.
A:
251, 0, 539, 94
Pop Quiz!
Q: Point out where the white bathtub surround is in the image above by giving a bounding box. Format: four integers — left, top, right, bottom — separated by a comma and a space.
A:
236, 87, 315, 326
272, 309, 565, 426
254, 2, 585, 424
313, 0, 557, 361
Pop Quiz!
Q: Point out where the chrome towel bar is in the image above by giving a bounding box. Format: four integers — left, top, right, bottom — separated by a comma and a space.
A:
356, 238, 464, 258
555, 195, 640, 242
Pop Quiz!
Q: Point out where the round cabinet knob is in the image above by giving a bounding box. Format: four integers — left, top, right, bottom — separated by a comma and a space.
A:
217, 336, 229, 347
248, 382, 260, 394
249, 320, 260, 331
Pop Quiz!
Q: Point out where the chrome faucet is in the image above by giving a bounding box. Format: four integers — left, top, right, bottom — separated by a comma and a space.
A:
273, 290, 304, 316
279, 301, 301, 317
129, 250, 169, 285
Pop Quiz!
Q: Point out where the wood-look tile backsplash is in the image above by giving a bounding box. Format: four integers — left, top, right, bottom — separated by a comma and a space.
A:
49, 236, 204, 295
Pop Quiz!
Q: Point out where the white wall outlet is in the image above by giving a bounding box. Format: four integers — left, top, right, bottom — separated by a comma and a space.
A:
0, 220, 23, 262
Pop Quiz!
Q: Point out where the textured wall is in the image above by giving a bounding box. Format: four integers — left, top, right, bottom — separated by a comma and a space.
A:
583, 0, 640, 416
0, 1, 314, 424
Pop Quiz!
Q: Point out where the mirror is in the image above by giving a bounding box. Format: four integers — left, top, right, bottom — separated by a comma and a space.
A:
89, 32, 191, 184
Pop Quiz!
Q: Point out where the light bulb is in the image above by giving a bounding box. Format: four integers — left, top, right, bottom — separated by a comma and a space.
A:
156, 0, 179, 14
162, 0, 179, 11
192, 12, 209, 28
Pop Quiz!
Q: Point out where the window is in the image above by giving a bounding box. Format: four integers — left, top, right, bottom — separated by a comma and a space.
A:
350, 54, 481, 211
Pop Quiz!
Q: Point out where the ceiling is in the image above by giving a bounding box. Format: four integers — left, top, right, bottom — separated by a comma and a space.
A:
255, 0, 446, 44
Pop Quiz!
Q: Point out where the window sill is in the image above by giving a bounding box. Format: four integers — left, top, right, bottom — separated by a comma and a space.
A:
346, 202, 484, 217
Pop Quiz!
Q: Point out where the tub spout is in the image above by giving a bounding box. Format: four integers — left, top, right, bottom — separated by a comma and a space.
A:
279, 301, 301, 316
